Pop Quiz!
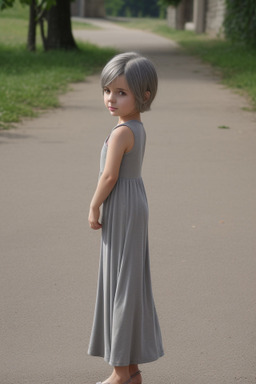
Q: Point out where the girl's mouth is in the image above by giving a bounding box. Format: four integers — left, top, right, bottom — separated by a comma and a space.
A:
108, 106, 117, 112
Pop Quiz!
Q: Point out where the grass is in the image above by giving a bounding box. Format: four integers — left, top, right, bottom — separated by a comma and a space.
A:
72, 20, 100, 30
0, 43, 116, 128
109, 16, 166, 31
0, 4, 114, 129
114, 17, 256, 111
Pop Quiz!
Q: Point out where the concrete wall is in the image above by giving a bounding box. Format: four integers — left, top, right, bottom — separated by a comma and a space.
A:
205, 0, 226, 35
167, 0, 226, 36
84, 0, 105, 17
71, 0, 105, 18
167, 1, 193, 30
167, 6, 176, 29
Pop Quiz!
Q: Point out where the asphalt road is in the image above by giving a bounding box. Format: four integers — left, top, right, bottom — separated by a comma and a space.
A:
1, 19, 256, 384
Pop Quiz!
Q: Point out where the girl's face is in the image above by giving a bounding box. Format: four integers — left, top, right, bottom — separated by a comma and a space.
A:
103, 75, 140, 123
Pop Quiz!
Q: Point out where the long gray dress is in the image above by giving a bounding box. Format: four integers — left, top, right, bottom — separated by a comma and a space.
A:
88, 120, 164, 367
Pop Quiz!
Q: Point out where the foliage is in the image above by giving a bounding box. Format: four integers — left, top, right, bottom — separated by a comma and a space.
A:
0, 0, 13, 9
158, 0, 181, 7
224, 0, 256, 46
0, 0, 55, 10
105, 0, 123, 17
105, 0, 161, 18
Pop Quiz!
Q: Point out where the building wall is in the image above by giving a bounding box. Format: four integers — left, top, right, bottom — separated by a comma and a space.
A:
71, 0, 83, 16
84, 0, 105, 17
71, 1, 78, 16
167, 6, 176, 29
205, 0, 226, 35
167, 0, 226, 36
71, 0, 105, 18
167, 0, 193, 30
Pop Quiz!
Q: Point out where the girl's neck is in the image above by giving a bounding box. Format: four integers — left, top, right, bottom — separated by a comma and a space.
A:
118, 113, 141, 125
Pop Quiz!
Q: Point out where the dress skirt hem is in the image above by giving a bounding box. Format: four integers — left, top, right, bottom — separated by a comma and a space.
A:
88, 350, 165, 367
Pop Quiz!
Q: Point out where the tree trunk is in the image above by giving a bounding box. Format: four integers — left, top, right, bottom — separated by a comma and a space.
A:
39, 17, 47, 51
46, 0, 77, 50
175, 0, 186, 30
27, 0, 37, 51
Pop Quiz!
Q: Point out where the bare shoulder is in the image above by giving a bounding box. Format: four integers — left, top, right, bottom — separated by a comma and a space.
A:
109, 124, 133, 142
113, 124, 133, 137
109, 124, 134, 152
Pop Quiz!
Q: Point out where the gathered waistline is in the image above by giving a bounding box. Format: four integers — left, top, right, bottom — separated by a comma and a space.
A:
118, 176, 142, 180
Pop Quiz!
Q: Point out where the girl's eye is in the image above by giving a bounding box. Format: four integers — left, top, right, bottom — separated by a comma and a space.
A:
104, 88, 110, 94
119, 91, 126, 96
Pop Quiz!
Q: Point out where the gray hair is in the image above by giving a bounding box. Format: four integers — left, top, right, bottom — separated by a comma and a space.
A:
101, 52, 158, 112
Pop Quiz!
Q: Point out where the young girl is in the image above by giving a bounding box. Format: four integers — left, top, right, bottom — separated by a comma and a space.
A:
88, 52, 164, 384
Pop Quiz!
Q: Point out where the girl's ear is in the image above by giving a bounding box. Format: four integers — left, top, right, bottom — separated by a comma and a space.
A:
144, 91, 151, 103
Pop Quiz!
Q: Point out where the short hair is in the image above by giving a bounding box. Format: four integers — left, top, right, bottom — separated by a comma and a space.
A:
101, 52, 158, 113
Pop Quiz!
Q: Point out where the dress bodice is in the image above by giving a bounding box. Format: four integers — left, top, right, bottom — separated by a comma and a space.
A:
100, 120, 146, 179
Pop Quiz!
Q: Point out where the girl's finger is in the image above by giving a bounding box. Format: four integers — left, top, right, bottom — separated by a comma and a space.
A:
90, 222, 102, 230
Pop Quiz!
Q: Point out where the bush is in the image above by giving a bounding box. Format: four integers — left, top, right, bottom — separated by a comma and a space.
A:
224, 0, 256, 46
105, 0, 161, 17
159, 0, 181, 5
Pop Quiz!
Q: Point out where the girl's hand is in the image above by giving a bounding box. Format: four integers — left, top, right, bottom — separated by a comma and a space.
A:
88, 206, 102, 230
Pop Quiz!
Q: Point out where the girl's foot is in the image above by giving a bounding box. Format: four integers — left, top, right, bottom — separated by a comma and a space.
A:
100, 379, 131, 384
100, 372, 131, 384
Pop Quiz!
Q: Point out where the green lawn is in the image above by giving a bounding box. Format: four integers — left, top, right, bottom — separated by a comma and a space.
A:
114, 17, 256, 111
0, 4, 114, 129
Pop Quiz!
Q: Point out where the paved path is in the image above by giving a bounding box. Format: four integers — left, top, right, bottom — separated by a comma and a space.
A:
1, 19, 256, 384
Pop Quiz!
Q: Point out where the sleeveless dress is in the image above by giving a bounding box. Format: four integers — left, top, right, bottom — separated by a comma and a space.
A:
88, 120, 164, 367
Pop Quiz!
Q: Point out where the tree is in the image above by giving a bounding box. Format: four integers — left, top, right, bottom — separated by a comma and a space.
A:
26, 0, 54, 51
0, 0, 77, 51
27, 0, 37, 51
45, 0, 77, 50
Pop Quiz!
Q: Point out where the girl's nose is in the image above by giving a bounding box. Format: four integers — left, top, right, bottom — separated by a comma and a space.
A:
108, 92, 115, 103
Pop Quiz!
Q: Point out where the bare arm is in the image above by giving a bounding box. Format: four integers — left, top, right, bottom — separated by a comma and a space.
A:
88, 125, 134, 230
